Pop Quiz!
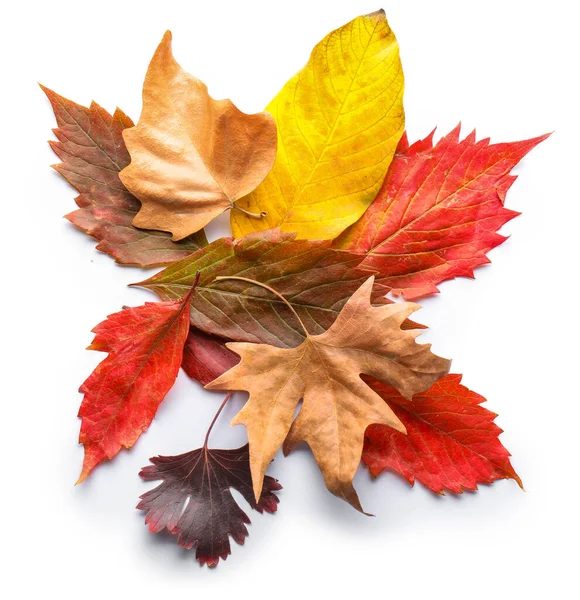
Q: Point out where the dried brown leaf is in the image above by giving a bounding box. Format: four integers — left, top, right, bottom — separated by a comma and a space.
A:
207, 277, 450, 511
119, 31, 277, 240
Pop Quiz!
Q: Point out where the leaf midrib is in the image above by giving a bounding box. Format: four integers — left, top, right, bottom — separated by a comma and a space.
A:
148, 283, 348, 317
278, 17, 384, 224
91, 298, 190, 447
367, 140, 506, 255
374, 391, 515, 483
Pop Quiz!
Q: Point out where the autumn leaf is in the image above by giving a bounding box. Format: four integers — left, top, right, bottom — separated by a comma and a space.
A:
207, 277, 450, 512
231, 10, 405, 240
334, 126, 550, 299
182, 327, 239, 386
138, 443, 281, 567
362, 374, 521, 493
133, 229, 400, 348
77, 284, 195, 482
138, 393, 281, 567
41, 86, 207, 266
119, 31, 277, 241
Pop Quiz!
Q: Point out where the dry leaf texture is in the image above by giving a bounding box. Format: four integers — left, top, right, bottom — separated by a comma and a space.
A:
207, 277, 450, 511
42, 86, 207, 266
77, 290, 193, 482
120, 31, 277, 240
139, 444, 281, 567
231, 10, 405, 240
335, 126, 550, 299
134, 229, 400, 348
362, 374, 521, 493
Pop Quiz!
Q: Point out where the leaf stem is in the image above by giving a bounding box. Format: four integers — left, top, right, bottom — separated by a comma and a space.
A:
213, 275, 310, 337
204, 392, 233, 448
180, 270, 201, 303
231, 204, 267, 219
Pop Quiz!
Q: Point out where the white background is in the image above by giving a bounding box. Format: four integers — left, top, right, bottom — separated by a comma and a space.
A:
2, 0, 578, 597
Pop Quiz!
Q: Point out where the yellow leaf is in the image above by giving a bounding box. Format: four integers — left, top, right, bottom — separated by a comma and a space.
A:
119, 32, 277, 241
231, 10, 405, 240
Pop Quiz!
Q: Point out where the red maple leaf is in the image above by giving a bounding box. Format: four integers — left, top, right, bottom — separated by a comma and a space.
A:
77, 283, 196, 482
362, 374, 521, 493
334, 126, 549, 299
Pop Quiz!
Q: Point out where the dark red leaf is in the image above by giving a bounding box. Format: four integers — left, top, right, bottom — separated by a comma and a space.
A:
182, 327, 240, 386
138, 444, 281, 567
41, 86, 207, 266
334, 126, 550, 299
362, 374, 522, 493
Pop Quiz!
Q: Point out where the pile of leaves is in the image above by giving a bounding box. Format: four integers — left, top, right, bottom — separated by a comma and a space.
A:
43, 10, 546, 567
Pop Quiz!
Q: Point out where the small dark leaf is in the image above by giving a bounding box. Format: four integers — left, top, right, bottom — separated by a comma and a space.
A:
138, 444, 281, 567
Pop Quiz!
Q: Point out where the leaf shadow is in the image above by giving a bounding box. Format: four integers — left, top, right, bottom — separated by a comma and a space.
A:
132, 509, 206, 569
279, 441, 521, 540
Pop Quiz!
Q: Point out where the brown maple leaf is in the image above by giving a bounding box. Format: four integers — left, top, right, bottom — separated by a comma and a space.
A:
207, 277, 450, 512
119, 31, 277, 240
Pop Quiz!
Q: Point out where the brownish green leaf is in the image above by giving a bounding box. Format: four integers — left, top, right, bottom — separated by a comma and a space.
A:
42, 86, 207, 266
133, 229, 398, 348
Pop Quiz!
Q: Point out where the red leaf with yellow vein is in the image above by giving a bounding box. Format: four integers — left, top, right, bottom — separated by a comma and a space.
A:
334, 126, 549, 299
362, 374, 521, 493
41, 86, 207, 266
77, 286, 195, 482
182, 327, 239, 386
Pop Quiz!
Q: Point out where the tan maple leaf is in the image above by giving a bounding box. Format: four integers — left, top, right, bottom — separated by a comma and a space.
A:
206, 276, 451, 512
119, 31, 277, 241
